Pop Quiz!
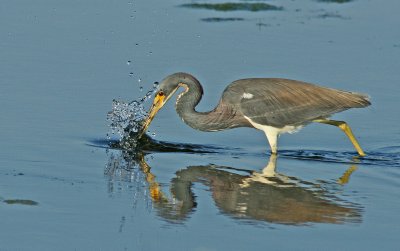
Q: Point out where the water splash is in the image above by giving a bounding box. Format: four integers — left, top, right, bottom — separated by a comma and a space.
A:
107, 82, 159, 149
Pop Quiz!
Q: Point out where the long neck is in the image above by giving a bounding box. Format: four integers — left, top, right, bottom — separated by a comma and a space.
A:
175, 76, 224, 132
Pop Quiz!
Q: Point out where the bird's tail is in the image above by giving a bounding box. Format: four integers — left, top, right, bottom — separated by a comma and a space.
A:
350, 92, 371, 108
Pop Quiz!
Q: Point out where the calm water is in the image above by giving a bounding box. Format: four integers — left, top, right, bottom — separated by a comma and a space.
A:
1, 0, 400, 250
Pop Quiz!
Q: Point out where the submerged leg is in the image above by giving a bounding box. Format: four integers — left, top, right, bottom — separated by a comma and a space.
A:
240, 153, 278, 187
261, 153, 278, 176
337, 165, 358, 185
314, 119, 366, 156
264, 129, 279, 154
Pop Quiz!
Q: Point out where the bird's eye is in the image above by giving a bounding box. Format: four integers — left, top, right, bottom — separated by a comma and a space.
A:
158, 91, 164, 96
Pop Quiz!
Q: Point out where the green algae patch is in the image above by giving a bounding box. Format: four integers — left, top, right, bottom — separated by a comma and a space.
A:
4, 199, 39, 206
317, 0, 352, 3
201, 17, 245, 22
180, 2, 283, 12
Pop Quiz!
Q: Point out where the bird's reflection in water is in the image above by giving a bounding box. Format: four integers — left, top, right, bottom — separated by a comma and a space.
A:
104, 150, 362, 226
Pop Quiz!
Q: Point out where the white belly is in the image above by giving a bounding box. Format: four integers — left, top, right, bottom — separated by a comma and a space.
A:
243, 116, 303, 135
243, 116, 303, 153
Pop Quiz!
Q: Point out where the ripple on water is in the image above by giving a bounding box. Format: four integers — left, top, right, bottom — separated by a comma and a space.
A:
279, 147, 400, 168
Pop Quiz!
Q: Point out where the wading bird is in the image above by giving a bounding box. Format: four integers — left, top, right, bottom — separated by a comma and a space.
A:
139, 73, 370, 156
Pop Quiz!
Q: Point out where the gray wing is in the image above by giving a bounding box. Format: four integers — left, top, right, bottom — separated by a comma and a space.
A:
224, 78, 370, 128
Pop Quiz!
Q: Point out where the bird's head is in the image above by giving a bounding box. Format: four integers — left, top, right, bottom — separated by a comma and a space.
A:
138, 76, 180, 139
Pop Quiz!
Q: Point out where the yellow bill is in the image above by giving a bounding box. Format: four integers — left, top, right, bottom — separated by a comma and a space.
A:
137, 92, 165, 139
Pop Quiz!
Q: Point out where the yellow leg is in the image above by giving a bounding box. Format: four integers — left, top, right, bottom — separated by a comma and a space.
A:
314, 119, 366, 156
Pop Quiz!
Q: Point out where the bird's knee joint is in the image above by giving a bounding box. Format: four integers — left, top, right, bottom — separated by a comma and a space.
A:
338, 122, 348, 131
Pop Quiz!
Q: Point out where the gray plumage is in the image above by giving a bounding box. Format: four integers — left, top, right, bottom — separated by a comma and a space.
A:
229, 78, 370, 128
162, 72, 370, 130
143, 72, 370, 155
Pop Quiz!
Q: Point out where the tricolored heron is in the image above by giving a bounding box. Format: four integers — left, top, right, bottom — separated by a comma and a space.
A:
139, 73, 370, 156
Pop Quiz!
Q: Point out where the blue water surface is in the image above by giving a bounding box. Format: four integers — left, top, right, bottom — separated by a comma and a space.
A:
1, 0, 399, 250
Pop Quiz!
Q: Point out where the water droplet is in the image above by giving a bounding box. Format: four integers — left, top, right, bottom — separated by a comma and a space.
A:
107, 83, 160, 147
151, 132, 156, 137
127, 60, 131, 65
149, 51, 152, 55
129, 72, 134, 77
139, 86, 143, 92
138, 78, 142, 83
